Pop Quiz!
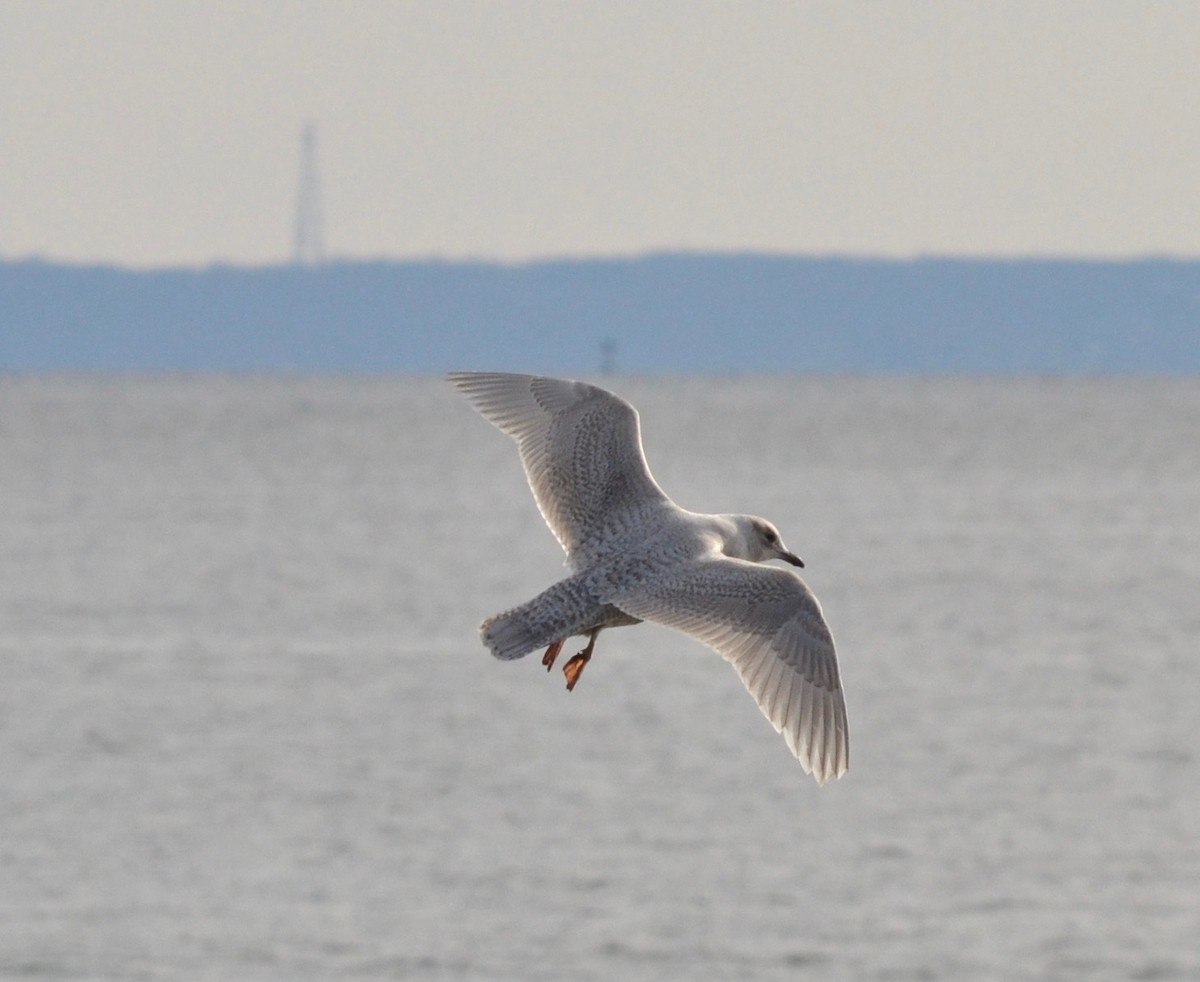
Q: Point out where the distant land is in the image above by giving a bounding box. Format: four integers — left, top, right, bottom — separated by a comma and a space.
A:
2, 254, 1198, 373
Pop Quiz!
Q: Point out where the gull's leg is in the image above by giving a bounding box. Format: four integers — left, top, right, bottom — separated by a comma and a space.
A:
542, 639, 565, 671
563, 629, 600, 692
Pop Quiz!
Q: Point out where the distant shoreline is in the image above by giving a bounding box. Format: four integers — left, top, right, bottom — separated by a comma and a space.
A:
3, 254, 1198, 373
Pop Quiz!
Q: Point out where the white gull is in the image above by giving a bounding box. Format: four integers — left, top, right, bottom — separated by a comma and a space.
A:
447, 371, 849, 784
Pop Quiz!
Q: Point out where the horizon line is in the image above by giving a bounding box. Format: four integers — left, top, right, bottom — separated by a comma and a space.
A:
5, 247, 1200, 274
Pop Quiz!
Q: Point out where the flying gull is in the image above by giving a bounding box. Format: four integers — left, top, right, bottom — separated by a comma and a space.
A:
447, 372, 849, 784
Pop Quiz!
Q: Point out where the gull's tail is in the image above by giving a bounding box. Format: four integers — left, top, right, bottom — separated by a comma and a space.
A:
481, 608, 548, 661
480, 575, 611, 661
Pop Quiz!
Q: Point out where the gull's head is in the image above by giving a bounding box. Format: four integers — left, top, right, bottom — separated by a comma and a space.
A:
725, 515, 805, 568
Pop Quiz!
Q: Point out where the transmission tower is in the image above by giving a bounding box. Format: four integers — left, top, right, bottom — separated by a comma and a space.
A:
600, 337, 618, 375
293, 122, 325, 265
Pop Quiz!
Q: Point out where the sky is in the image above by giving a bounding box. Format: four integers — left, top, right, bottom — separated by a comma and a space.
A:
3, 1, 1199, 268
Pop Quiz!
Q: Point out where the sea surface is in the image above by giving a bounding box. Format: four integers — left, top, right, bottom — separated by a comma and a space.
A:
1, 375, 1197, 981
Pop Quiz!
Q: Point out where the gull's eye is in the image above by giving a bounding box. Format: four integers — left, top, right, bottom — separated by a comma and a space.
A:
763, 528, 778, 545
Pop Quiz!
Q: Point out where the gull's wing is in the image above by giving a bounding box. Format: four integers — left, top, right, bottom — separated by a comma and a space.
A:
447, 372, 671, 557
609, 557, 849, 784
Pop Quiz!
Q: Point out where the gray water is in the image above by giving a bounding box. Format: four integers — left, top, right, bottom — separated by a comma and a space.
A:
1, 375, 1197, 981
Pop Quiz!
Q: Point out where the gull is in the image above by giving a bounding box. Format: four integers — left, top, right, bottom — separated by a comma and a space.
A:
447, 371, 849, 784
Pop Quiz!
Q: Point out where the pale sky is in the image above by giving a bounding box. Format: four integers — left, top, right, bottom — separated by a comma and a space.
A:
3, 1, 1199, 267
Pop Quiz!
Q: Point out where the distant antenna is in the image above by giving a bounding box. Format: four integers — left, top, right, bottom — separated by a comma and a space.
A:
600, 337, 618, 375
293, 122, 325, 265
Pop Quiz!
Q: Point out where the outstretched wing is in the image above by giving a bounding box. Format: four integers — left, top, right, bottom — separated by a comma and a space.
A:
447, 372, 671, 557
610, 557, 849, 784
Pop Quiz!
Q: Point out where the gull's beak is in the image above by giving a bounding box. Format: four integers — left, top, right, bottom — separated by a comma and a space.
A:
779, 549, 805, 568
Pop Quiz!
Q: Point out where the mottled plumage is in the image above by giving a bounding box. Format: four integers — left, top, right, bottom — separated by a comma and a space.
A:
448, 371, 849, 784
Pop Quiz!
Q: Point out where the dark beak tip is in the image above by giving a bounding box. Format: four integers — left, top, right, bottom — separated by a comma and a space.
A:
783, 552, 805, 568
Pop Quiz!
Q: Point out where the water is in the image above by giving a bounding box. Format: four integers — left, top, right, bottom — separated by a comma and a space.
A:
1, 375, 1197, 980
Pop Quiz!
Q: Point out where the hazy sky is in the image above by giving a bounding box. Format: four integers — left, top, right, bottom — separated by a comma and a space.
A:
4, 1, 1199, 267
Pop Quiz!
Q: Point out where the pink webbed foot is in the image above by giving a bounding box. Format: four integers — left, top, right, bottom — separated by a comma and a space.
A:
542, 639, 565, 671
562, 630, 599, 692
